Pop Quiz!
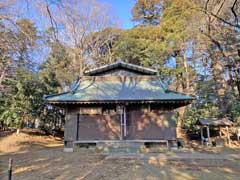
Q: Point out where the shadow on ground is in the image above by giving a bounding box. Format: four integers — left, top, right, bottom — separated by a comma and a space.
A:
0, 129, 240, 180
0, 147, 240, 180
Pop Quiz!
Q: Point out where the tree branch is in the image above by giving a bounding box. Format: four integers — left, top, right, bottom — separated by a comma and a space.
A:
45, 0, 58, 41
231, 0, 239, 25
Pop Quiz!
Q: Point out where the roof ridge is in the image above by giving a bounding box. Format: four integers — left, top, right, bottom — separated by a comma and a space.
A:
43, 92, 69, 99
157, 78, 169, 93
166, 89, 196, 99
118, 60, 157, 73
70, 79, 80, 94
84, 60, 158, 75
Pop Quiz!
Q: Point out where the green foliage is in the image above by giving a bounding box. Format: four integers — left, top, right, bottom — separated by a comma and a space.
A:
230, 101, 240, 126
184, 104, 222, 130
0, 69, 45, 127
183, 79, 238, 129
0, 66, 65, 129
15, 18, 40, 67
39, 42, 76, 91
113, 26, 169, 72
0, 19, 65, 129
160, 0, 198, 45
131, 0, 163, 26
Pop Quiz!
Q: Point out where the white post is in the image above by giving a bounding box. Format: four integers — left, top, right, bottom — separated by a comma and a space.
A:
120, 107, 123, 140
219, 126, 222, 138
123, 106, 127, 137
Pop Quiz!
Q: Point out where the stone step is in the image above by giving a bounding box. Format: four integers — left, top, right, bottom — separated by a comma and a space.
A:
101, 146, 141, 154
100, 142, 143, 147
98, 144, 141, 153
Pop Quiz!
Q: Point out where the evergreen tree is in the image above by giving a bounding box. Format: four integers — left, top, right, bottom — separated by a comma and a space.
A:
131, 0, 163, 26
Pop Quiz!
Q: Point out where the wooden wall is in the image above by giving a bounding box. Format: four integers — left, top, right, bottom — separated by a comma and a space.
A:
126, 110, 176, 140
64, 106, 121, 144
64, 105, 176, 147
77, 115, 121, 140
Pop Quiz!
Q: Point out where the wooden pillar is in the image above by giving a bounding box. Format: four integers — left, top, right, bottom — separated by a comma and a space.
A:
226, 126, 230, 145
207, 126, 211, 146
123, 106, 127, 138
200, 126, 204, 146
219, 126, 222, 138
120, 109, 123, 140
76, 113, 80, 141
148, 104, 151, 112
119, 105, 125, 140
238, 128, 240, 141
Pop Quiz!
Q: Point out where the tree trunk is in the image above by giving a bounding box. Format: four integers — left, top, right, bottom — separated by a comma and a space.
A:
175, 56, 184, 92
210, 53, 227, 113
17, 115, 25, 134
175, 53, 188, 139
183, 50, 190, 93
234, 67, 240, 97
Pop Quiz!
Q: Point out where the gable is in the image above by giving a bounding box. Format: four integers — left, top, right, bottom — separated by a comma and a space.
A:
86, 67, 151, 76
84, 60, 158, 76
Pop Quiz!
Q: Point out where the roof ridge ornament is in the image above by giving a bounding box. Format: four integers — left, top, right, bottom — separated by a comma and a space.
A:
116, 58, 124, 63
70, 77, 81, 94
158, 77, 169, 93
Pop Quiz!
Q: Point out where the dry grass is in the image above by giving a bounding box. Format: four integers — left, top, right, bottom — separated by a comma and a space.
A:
0, 129, 62, 154
0, 129, 240, 180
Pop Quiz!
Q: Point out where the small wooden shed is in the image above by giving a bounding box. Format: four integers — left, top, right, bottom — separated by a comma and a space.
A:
196, 118, 234, 145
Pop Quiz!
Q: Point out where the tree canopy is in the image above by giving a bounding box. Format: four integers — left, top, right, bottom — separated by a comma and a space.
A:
131, 0, 163, 26
0, 0, 239, 132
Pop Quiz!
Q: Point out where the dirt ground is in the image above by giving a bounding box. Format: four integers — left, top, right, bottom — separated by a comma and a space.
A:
0, 129, 240, 180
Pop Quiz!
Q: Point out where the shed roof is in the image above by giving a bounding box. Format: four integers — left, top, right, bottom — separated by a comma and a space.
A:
45, 76, 194, 104
84, 60, 158, 76
196, 118, 233, 126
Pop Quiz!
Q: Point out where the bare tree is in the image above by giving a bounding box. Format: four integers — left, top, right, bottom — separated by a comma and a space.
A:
37, 0, 119, 76
0, 0, 40, 88
202, 0, 240, 29
0, 0, 19, 88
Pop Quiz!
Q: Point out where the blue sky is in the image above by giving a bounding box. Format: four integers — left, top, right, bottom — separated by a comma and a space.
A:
16, 0, 136, 30
100, 0, 136, 29
13, 0, 137, 64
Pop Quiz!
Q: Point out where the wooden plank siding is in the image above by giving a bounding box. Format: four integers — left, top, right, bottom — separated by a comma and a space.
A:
126, 110, 176, 140
64, 105, 176, 147
76, 115, 121, 140
64, 106, 121, 143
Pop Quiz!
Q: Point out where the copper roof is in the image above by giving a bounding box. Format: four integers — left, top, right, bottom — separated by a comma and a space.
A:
45, 76, 194, 104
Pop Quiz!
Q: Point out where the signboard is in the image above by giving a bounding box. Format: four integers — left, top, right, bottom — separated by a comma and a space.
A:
116, 105, 123, 114
79, 108, 102, 115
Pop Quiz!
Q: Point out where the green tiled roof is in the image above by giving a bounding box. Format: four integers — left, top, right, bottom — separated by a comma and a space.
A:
45, 76, 194, 103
